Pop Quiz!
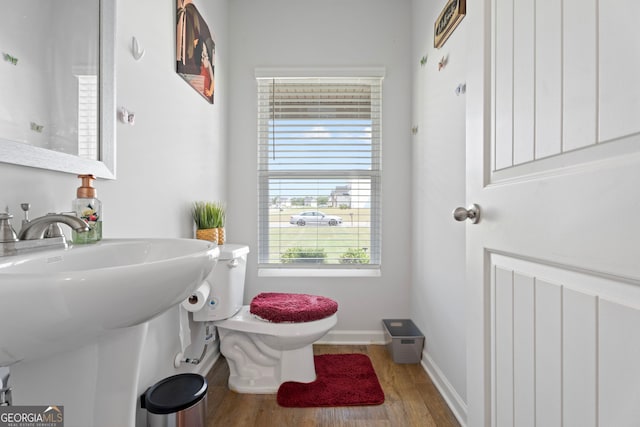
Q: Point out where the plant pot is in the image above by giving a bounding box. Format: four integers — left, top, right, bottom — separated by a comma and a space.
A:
196, 228, 218, 242
216, 227, 225, 245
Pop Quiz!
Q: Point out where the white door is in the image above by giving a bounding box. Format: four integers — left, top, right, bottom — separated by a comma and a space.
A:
464, 1, 640, 426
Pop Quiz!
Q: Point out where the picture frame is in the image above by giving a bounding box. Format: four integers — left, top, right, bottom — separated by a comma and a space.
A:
434, 0, 466, 49
176, 0, 216, 104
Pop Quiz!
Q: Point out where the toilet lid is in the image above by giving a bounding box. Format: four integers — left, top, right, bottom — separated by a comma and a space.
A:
249, 292, 338, 323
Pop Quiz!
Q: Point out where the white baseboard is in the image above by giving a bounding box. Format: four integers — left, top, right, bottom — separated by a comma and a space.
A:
421, 350, 467, 426
316, 329, 386, 345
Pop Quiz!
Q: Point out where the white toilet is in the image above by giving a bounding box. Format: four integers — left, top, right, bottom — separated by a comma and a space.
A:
193, 244, 338, 393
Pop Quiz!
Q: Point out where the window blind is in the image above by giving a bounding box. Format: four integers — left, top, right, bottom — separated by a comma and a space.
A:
257, 76, 382, 268
77, 74, 99, 160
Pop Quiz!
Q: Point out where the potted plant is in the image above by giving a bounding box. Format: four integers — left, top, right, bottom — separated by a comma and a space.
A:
192, 201, 226, 244
212, 202, 226, 245
192, 201, 219, 242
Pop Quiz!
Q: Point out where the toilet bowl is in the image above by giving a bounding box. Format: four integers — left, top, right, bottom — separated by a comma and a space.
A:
192, 244, 338, 394
216, 306, 337, 393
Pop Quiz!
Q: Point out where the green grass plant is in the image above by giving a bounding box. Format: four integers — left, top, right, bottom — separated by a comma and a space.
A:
192, 201, 225, 229
339, 248, 370, 264
281, 247, 327, 263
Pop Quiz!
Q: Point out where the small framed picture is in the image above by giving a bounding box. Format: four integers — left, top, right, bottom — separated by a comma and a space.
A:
176, 0, 216, 103
434, 0, 466, 49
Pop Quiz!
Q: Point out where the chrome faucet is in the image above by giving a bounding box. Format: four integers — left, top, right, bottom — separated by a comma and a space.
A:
0, 369, 11, 406
0, 213, 18, 243
0, 211, 90, 257
18, 214, 89, 240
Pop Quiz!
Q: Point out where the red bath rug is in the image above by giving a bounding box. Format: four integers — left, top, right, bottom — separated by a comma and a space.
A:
277, 354, 385, 407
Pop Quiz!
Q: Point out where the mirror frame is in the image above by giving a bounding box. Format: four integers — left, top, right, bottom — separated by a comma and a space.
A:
0, 0, 116, 179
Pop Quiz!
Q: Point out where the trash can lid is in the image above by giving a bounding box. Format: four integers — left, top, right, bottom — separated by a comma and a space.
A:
382, 319, 423, 338
144, 373, 208, 414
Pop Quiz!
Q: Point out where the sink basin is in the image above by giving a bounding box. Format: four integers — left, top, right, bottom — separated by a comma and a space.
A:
0, 238, 219, 366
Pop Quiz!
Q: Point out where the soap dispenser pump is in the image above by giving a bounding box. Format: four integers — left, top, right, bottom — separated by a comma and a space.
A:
72, 174, 102, 244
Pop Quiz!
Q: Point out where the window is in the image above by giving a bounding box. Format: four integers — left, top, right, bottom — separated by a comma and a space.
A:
257, 74, 382, 273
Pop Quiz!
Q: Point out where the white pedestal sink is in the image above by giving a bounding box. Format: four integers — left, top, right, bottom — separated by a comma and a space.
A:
0, 238, 219, 426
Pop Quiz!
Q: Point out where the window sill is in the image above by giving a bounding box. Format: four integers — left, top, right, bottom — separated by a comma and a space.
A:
258, 268, 381, 278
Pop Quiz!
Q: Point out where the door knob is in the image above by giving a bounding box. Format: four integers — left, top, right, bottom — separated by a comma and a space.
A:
453, 204, 480, 224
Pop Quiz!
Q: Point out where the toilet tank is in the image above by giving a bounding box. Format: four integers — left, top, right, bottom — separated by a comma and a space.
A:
193, 244, 249, 322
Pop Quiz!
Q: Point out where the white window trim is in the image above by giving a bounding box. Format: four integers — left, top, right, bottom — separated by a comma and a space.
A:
258, 267, 382, 278
256, 68, 385, 276
255, 67, 386, 79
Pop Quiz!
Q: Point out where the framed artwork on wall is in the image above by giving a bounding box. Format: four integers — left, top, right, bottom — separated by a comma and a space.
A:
176, 0, 216, 104
434, 0, 466, 49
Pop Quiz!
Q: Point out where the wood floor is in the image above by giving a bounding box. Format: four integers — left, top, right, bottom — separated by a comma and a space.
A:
205, 344, 461, 427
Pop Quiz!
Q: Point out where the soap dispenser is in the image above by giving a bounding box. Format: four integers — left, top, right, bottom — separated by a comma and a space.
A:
72, 174, 102, 244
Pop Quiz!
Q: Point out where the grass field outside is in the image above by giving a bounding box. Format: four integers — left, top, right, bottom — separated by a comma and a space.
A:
266, 207, 372, 264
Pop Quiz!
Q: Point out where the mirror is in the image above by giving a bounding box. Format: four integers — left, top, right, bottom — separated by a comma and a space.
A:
0, 0, 116, 179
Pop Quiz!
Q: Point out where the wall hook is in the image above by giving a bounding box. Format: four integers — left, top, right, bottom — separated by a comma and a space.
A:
455, 83, 466, 96
131, 37, 145, 61
30, 122, 44, 133
3, 53, 18, 65
411, 126, 419, 135
118, 107, 135, 125
438, 55, 448, 71
420, 55, 428, 67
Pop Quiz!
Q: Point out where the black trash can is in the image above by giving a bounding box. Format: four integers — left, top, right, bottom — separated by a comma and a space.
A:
142, 373, 208, 427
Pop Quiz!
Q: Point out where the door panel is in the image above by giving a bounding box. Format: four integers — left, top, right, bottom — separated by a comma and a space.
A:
466, 1, 640, 425
493, 267, 513, 427
491, 255, 640, 427
493, 0, 513, 170
512, 273, 534, 427
534, 0, 562, 160
599, 300, 640, 425
512, 0, 535, 165
534, 279, 562, 427
562, 288, 597, 427
492, 0, 640, 171
599, 0, 640, 141
563, 0, 597, 151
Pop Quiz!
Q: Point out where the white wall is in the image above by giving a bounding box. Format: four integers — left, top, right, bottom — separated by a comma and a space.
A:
410, 0, 467, 421
0, 0, 229, 419
0, 0, 228, 235
226, 0, 414, 336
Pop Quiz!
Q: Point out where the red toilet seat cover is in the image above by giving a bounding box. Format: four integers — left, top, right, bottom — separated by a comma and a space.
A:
249, 292, 338, 323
